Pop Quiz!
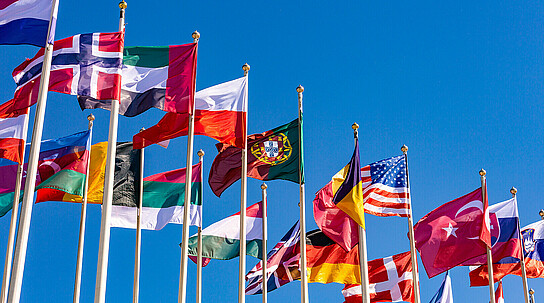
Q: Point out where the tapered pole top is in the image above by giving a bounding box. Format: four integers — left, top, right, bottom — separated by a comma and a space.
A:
540, 210, 544, 220
479, 169, 486, 177
510, 187, 517, 196
296, 85, 304, 93
119, 0, 127, 9
401, 144, 408, 154
197, 149, 205, 157
192, 31, 200, 42
261, 183, 267, 190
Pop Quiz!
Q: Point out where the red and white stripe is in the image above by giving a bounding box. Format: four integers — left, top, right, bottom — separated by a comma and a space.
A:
495, 281, 504, 303
361, 166, 410, 217
0, 112, 27, 164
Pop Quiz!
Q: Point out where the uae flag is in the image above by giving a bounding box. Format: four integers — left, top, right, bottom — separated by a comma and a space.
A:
208, 118, 302, 197
79, 44, 198, 117
187, 201, 263, 260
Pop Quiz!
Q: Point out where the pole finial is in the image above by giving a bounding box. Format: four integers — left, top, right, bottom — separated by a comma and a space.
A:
529, 288, 534, 295
352, 123, 359, 130
192, 31, 200, 42
479, 169, 486, 176
261, 183, 267, 190
401, 144, 408, 153
139, 127, 145, 132
540, 209, 544, 220
119, 0, 127, 9
510, 187, 517, 196
197, 149, 205, 157
296, 85, 304, 93
242, 63, 250, 72
87, 114, 95, 122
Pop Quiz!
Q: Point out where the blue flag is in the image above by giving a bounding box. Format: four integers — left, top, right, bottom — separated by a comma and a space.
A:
429, 271, 453, 303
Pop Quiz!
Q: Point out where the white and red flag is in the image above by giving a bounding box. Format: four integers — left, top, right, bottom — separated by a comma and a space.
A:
495, 281, 504, 303
0, 104, 27, 164
0, 32, 124, 115
341, 251, 414, 303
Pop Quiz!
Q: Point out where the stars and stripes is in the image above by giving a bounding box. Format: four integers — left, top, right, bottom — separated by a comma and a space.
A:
362, 155, 410, 217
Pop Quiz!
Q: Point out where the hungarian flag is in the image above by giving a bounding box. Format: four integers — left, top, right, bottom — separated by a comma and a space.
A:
133, 76, 247, 149
0, 107, 28, 164
209, 118, 301, 197
186, 201, 263, 261
0, 0, 57, 46
78, 44, 198, 117
341, 252, 414, 303
0, 32, 123, 115
413, 188, 491, 278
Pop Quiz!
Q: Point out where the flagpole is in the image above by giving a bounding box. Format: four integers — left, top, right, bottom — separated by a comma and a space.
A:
260, 183, 268, 303
196, 149, 204, 303
7, 0, 60, 301
1, 111, 30, 303
352, 123, 370, 303
94, 2, 126, 302
177, 30, 200, 303
296, 85, 308, 303
510, 187, 530, 303
239, 63, 250, 303
73, 114, 95, 303
480, 169, 496, 303
401, 145, 421, 303
529, 289, 535, 303
133, 128, 145, 303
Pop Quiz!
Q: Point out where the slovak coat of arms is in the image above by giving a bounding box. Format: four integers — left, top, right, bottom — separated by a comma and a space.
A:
250, 133, 292, 165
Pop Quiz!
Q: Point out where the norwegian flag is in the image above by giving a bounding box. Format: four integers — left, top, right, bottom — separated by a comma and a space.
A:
342, 252, 414, 303
0, 32, 123, 115
362, 155, 410, 217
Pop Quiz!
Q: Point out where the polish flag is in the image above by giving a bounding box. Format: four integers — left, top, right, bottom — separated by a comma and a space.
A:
0, 106, 27, 164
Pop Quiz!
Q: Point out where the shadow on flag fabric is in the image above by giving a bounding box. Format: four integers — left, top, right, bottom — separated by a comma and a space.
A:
78, 44, 198, 117
332, 136, 365, 228
208, 118, 302, 197
469, 219, 544, 286
429, 272, 453, 303
0, 32, 124, 116
413, 187, 491, 278
0, 0, 57, 46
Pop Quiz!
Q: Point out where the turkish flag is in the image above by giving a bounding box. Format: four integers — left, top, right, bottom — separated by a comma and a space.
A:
413, 188, 490, 278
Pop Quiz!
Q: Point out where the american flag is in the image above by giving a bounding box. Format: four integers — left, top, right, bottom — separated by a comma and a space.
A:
245, 221, 300, 295
362, 155, 410, 217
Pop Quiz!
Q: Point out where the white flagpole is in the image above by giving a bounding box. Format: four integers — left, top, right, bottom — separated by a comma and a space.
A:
7, 0, 59, 301
72, 114, 95, 303
177, 30, 200, 303
133, 128, 145, 303
296, 85, 308, 303
401, 145, 421, 303
480, 169, 496, 303
94, 2, 126, 302
196, 149, 204, 303
260, 183, 268, 303
1, 111, 30, 303
352, 123, 370, 303
510, 187, 530, 303
238, 63, 250, 303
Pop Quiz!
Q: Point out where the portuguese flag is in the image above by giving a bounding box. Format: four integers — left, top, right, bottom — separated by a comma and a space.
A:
78, 44, 197, 117
209, 118, 303, 197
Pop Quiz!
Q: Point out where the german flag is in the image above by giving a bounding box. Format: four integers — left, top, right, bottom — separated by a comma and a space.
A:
332, 137, 365, 228
307, 229, 360, 284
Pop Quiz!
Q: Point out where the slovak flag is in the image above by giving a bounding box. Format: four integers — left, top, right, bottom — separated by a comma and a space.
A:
0, 0, 57, 46
0, 32, 124, 116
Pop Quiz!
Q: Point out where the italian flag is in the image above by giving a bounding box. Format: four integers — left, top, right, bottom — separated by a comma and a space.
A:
187, 201, 263, 260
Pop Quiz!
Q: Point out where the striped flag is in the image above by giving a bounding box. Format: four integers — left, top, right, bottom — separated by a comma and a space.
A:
0, 0, 57, 46
429, 272, 453, 303
0, 109, 27, 164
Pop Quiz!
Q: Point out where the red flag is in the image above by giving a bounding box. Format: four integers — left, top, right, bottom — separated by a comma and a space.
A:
413, 188, 489, 278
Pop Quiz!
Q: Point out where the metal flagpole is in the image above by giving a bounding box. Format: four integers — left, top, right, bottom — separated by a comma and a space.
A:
511, 187, 530, 303
177, 30, 200, 303
133, 128, 145, 303
73, 114, 95, 303
352, 123, 370, 303
94, 2, 126, 302
238, 63, 250, 303
260, 183, 268, 303
7, 0, 60, 301
401, 145, 421, 303
296, 85, 308, 303
1, 111, 30, 303
196, 149, 204, 303
480, 169, 495, 303
530, 289, 535, 303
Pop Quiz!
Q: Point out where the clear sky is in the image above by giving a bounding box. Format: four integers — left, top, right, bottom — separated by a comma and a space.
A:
0, 0, 543, 302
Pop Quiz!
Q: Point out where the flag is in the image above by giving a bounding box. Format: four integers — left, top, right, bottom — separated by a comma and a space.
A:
209, 118, 301, 197
0, 0, 56, 46
495, 281, 504, 303
78, 44, 198, 117
413, 188, 490, 278
332, 137, 365, 228
246, 221, 301, 295
469, 219, 544, 286
341, 252, 414, 303
111, 163, 202, 230
187, 201, 263, 261
0, 32, 124, 115
429, 272, 453, 303
0, 162, 21, 217
133, 76, 248, 148
0, 110, 27, 164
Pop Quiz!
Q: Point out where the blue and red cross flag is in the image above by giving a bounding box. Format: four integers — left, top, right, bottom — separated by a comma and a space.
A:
0, 32, 124, 115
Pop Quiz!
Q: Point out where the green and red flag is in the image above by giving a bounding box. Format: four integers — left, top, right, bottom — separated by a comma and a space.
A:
208, 118, 302, 197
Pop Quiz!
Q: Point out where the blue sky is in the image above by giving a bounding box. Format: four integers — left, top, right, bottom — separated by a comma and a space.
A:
1, 0, 543, 302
